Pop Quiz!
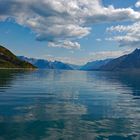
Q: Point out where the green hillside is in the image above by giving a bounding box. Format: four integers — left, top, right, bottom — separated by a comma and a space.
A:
0, 45, 36, 69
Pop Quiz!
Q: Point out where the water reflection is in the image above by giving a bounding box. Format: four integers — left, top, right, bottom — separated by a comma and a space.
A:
0, 70, 19, 90
86, 71, 140, 96
0, 70, 139, 140
0, 69, 35, 92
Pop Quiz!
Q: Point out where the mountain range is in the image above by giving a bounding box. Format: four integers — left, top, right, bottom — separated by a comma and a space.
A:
17, 48, 140, 71
18, 56, 73, 70
80, 59, 113, 71
99, 48, 140, 71
1, 44, 140, 71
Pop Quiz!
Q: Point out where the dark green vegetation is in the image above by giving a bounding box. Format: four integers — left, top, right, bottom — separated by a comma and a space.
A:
0, 45, 36, 69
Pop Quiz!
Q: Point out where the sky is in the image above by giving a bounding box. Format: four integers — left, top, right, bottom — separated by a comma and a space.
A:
0, 0, 140, 65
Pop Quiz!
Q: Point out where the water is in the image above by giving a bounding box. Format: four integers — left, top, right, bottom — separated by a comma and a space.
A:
0, 69, 140, 140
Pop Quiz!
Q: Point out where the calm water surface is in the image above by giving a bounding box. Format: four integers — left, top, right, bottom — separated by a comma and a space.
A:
0, 69, 140, 140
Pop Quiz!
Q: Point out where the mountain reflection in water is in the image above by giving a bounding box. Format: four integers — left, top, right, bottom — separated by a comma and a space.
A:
0, 70, 139, 140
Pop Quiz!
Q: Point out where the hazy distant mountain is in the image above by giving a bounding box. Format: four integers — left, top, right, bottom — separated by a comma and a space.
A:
2, 44, 140, 72
0, 45, 36, 69
18, 56, 73, 70
80, 59, 112, 71
18, 56, 52, 69
67, 64, 82, 70
100, 49, 140, 71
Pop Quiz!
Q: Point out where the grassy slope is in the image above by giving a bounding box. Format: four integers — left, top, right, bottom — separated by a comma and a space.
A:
0, 45, 36, 68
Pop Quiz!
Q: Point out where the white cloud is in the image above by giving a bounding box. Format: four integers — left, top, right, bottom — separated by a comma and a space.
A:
48, 40, 80, 49
1, 0, 140, 49
96, 38, 102, 42
106, 21, 140, 47
135, 1, 140, 8
89, 50, 132, 60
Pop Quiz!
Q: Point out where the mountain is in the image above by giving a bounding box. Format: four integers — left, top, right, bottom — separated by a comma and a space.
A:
0, 45, 36, 69
51, 61, 73, 70
100, 49, 140, 71
18, 56, 52, 69
18, 56, 73, 70
80, 59, 112, 71
67, 64, 82, 70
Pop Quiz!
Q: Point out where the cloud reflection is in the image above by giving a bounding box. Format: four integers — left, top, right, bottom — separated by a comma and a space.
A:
0, 70, 140, 139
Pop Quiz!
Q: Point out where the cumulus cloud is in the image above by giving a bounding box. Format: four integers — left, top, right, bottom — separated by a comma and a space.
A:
135, 0, 140, 8
106, 22, 140, 47
1, 0, 140, 49
48, 40, 80, 49
89, 50, 132, 60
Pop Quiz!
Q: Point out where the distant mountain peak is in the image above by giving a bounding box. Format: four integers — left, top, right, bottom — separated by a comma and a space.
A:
80, 58, 113, 71
99, 49, 140, 71
132, 48, 140, 54
18, 56, 73, 70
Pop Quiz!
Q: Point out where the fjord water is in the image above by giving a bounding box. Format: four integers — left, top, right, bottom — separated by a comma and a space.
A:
0, 70, 140, 140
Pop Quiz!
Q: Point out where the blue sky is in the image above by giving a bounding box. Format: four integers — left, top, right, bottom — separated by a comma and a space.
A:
0, 0, 140, 64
